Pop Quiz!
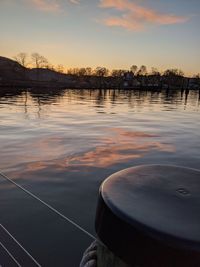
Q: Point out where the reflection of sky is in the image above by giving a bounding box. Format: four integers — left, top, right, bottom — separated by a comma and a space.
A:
0, 89, 199, 174
0, 89, 200, 266
66, 128, 174, 168
0, 127, 174, 176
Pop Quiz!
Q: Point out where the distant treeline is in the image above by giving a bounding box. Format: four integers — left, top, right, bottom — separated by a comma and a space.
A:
13, 52, 199, 78
0, 53, 199, 90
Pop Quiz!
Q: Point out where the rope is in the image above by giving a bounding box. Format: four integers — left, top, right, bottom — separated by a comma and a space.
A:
0, 240, 21, 267
79, 241, 97, 267
0, 171, 96, 241
0, 224, 41, 267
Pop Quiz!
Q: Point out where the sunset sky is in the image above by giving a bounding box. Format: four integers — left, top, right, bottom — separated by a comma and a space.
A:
0, 0, 200, 75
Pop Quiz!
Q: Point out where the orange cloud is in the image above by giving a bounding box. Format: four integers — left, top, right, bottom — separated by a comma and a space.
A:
100, 0, 188, 30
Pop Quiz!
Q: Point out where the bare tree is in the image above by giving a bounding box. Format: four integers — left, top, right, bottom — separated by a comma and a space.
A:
48, 64, 56, 71
42, 63, 55, 70
94, 67, 109, 77
130, 65, 138, 75
151, 67, 161, 76
78, 68, 87, 76
67, 68, 80, 75
164, 69, 184, 77
56, 64, 64, 73
111, 69, 127, 77
85, 67, 92, 76
67, 68, 73, 75
31, 53, 48, 68
163, 69, 184, 88
194, 74, 200, 88
137, 65, 147, 76
67, 67, 93, 76
194, 74, 200, 78
13, 52, 29, 67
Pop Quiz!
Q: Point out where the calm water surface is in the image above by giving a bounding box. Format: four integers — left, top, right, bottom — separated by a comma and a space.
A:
0, 89, 200, 266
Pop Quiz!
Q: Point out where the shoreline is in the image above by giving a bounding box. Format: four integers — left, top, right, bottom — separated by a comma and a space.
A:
0, 81, 199, 91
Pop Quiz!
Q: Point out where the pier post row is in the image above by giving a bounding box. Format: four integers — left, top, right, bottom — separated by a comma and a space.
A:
95, 165, 200, 267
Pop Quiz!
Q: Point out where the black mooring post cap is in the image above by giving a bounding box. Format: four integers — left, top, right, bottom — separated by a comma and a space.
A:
95, 165, 200, 267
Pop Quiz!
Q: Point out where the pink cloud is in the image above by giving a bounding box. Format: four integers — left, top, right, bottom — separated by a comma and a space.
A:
104, 15, 143, 31
69, 0, 80, 4
27, 0, 80, 13
29, 0, 61, 12
100, 0, 189, 31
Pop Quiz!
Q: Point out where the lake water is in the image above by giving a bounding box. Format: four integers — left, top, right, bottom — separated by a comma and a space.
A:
0, 88, 200, 266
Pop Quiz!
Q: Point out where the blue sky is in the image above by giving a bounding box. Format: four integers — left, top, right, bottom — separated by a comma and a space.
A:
0, 0, 200, 75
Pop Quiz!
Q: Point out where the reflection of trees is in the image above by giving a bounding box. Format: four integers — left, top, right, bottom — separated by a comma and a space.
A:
24, 90, 28, 115
95, 89, 107, 108
0, 87, 67, 119
0, 87, 24, 98
110, 89, 117, 105
184, 89, 189, 106
0, 88, 199, 113
29, 88, 68, 118
163, 89, 180, 104
161, 89, 192, 108
29, 88, 66, 105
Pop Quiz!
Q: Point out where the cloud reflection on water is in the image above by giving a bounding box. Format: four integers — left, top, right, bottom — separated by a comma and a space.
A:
66, 128, 174, 168
5, 127, 175, 179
